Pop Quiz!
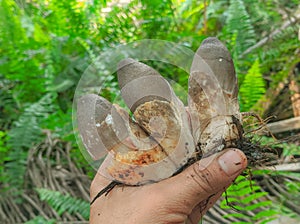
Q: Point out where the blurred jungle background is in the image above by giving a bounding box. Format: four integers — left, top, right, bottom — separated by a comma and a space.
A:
1, 0, 300, 223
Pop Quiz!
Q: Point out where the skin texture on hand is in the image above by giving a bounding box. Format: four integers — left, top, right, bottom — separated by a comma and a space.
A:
90, 148, 247, 224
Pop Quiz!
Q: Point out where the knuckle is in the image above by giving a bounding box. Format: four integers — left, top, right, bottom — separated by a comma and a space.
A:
187, 164, 219, 194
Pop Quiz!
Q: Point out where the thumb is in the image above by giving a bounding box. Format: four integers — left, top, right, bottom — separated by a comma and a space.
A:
160, 148, 247, 211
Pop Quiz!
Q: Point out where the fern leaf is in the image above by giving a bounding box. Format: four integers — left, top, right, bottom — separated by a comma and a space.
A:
221, 175, 278, 223
36, 188, 90, 220
239, 59, 265, 111
223, 0, 256, 55
5, 93, 57, 190
8, 93, 57, 149
25, 216, 56, 224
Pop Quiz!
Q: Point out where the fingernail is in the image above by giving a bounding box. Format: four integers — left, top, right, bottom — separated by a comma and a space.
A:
218, 149, 245, 176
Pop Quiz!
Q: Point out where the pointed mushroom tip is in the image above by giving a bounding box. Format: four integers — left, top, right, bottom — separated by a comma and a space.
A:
117, 58, 138, 71
196, 37, 231, 60
117, 58, 161, 90
200, 37, 225, 48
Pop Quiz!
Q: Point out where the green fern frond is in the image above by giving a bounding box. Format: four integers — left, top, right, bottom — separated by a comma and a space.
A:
8, 92, 57, 150
239, 59, 265, 112
36, 188, 90, 220
259, 26, 299, 65
5, 93, 57, 189
223, 0, 256, 55
221, 175, 278, 223
258, 25, 300, 87
254, 170, 300, 222
0, 82, 18, 129
24, 216, 56, 224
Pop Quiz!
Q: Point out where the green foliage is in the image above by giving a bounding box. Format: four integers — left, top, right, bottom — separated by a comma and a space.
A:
0, 131, 9, 183
8, 93, 57, 150
239, 60, 266, 111
0, 78, 18, 129
36, 188, 90, 220
252, 169, 300, 221
249, 136, 300, 221
25, 216, 56, 224
223, 0, 256, 56
273, 173, 300, 220
0, 0, 49, 103
220, 0, 261, 108
285, 180, 300, 198
254, 135, 300, 157
259, 29, 300, 89
5, 93, 57, 190
221, 175, 278, 223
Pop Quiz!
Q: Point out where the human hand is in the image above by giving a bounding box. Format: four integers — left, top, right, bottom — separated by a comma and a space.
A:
90, 148, 247, 224
76, 37, 246, 223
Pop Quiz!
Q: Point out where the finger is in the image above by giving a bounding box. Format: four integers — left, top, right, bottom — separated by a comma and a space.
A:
187, 190, 223, 224
159, 148, 247, 214
90, 169, 114, 200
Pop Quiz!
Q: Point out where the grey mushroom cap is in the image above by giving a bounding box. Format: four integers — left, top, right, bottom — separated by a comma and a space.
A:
194, 37, 237, 95
198, 37, 232, 61
117, 58, 172, 112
